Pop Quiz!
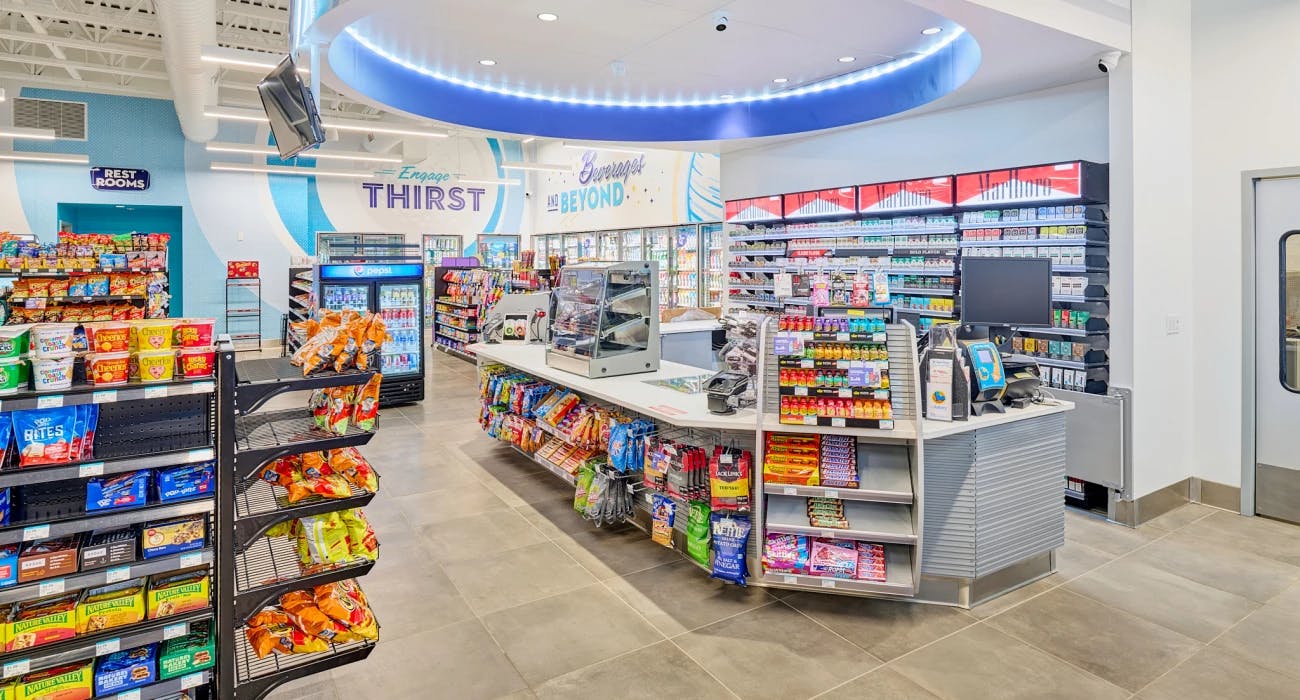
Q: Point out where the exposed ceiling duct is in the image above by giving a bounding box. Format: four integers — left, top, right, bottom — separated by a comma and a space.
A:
154, 0, 220, 142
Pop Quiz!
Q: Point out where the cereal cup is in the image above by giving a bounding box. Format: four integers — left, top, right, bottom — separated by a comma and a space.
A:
132, 350, 175, 383
131, 319, 174, 352
84, 322, 131, 354
173, 318, 215, 349
31, 355, 74, 391
0, 326, 30, 360
0, 357, 29, 394
86, 352, 130, 386
31, 324, 77, 359
175, 348, 215, 378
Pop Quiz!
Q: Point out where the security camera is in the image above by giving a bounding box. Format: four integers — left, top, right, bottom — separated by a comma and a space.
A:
1096, 51, 1121, 73
714, 11, 729, 32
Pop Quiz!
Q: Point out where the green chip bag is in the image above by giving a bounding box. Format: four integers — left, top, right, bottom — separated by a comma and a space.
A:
686, 501, 711, 567
574, 465, 595, 514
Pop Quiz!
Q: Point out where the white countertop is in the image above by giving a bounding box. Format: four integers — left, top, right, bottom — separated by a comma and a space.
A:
469, 342, 757, 430
469, 342, 1072, 438
659, 320, 723, 335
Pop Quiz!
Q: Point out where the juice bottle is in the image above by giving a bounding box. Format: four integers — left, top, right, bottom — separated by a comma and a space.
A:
882, 401, 893, 420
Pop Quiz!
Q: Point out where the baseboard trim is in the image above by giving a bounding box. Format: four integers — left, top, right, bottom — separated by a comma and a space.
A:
1198, 477, 1242, 513
1112, 478, 1191, 527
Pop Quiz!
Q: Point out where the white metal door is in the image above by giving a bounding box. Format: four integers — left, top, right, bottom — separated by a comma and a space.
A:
1254, 175, 1300, 521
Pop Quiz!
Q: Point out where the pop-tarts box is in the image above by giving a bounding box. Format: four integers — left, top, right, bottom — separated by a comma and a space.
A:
155, 462, 214, 503
86, 470, 149, 512
0, 544, 18, 588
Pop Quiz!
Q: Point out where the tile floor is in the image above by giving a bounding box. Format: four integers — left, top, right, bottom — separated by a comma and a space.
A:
267, 350, 1300, 699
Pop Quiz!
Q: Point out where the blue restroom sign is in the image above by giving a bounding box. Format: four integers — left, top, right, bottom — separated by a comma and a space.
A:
90, 167, 150, 192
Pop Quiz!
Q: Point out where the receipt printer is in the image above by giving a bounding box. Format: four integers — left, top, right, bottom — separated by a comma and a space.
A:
704, 371, 750, 415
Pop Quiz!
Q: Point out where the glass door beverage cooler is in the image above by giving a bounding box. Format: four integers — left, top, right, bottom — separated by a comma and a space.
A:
672, 224, 700, 308
317, 262, 426, 405
621, 229, 644, 261
423, 234, 462, 324
599, 230, 620, 261
645, 226, 672, 308
702, 223, 725, 306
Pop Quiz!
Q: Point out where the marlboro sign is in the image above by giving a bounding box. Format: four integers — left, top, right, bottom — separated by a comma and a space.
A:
858, 177, 954, 213
955, 162, 1083, 206
783, 188, 857, 219
725, 195, 784, 223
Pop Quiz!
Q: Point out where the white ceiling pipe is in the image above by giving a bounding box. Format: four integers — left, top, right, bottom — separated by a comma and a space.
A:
154, 0, 219, 142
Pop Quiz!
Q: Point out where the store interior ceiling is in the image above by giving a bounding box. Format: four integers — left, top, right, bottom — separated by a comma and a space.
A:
0, 0, 1123, 150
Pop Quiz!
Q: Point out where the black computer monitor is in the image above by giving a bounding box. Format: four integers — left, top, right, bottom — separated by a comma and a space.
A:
960, 257, 1052, 327
258, 55, 324, 159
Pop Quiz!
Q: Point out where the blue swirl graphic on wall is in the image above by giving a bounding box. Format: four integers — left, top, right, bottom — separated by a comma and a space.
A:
686, 153, 722, 222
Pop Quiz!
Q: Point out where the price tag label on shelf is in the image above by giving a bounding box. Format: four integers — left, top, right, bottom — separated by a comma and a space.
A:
163, 622, 187, 640
835, 332, 850, 342
3, 660, 29, 678
36, 395, 63, 409
180, 673, 205, 690
22, 525, 49, 541
799, 360, 813, 369
105, 566, 131, 584
820, 531, 838, 539
179, 552, 203, 568
191, 381, 216, 394
830, 418, 846, 428
821, 579, 837, 589
794, 387, 808, 397
837, 389, 852, 399
782, 487, 797, 496
143, 386, 167, 400
116, 688, 141, 700
187, 449, 214, 463
38, 579, 65, 597
92, 390, 118, 404
23, 298, 46, 310
824, 490, 839, 499
873, 333, 887, 343
875, 390, 890, 401
95, 638, 121, 656
783, 575, 797, 584
78, 462, 105, 478
837, 360, 850, 370
803, 416, 817, 426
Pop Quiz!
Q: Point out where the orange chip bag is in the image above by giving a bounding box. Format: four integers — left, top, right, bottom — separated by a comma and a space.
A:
306, 474, 352, 499
300, 452, 329, 479
329, 449, 378, 493
352, 375, 381, 432
246, 622, 328, 658
246, 608, 290, 628
327, 386, 353, 436
313, 579, 375, 630
279, 591, 338, 640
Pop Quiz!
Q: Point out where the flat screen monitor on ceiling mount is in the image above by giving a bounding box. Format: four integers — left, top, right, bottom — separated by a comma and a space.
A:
959, 257, 1052, 328
257, 55, 325, 159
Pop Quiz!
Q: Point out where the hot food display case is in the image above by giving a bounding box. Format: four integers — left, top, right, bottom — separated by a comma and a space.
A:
546, 261, 660, 378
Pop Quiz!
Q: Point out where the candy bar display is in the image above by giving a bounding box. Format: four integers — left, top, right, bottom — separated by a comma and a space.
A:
819, 435, 858, 488
761, 534, 889, 583
773, 314, 893, 428
763, 434, 821, 486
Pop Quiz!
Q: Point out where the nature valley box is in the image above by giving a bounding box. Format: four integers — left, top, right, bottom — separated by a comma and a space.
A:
76, 578, 145, 634
158, 620, 214, 680
6, 593, 77, 652
16, 661, 92, 700
146, 569, 208, 619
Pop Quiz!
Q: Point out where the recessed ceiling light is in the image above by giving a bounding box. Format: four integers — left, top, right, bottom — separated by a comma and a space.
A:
537, 12, 558, 21
922, 26, 942, 35
479, 59, 496, 66
720, 93, 734, 99
772, 77, 788, 84
838, 56, 855, 63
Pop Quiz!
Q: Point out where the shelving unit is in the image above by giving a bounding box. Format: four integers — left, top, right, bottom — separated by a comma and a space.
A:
226, 277, 262, 353
285, 266, 312, 356
215, 349, 380, 699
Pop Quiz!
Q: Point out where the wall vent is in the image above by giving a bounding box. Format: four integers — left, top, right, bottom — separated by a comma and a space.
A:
13, 97, 87, 140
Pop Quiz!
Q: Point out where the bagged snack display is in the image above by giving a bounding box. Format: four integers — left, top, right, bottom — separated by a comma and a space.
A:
650, 493, 675, 548
278, 590, 337, 640
313, 580, 377, 640
685, 501, 711, 567
809, 539, 858, 579
710, 513, 751, 586
340, 509, 377, 561
328, 449, 379, 492
308, 390, 329, 430
573, 465, 595, 514
709, 447, 751, 512
12, 407, 79, 466
326, 386, 353, 435
352, 375, 381, 431
246, 622, 328, 659
294, 512, 351, 567
762, 533, 810, 575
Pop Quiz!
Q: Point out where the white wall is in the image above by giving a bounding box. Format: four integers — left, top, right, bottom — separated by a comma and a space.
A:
1190, 0, 1300, 489
721, 79, 1109, 200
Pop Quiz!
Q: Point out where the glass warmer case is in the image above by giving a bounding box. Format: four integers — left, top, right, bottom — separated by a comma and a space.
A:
546, 261, 661, 378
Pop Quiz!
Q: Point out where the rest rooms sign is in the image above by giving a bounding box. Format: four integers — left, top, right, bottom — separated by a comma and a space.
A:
90, 167, 149, 192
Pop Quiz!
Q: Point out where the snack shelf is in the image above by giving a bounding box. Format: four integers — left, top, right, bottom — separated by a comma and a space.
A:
232, 409, 376, 480
432, 343, 475, 362
0, 377, 215, 413
884, 267, 955, 276
0, 549, 213, 606
232, 357, 378, 416
1051, 294, 1107, 303
1015, 355, 1108, 370
0, 446, 214, 489
764, 495, 917, 545
290, 282, 313, 294
775, 415, 897, 432
435, 320, 475, 334
288, 296, 310, 308
0, 497, 214, 546
508, 444, 577, 486
888, 287, 955, 297
232, 478, 377, 553
10, 294, 146, 304
777, 386, 891, 400
761, 415, 915, 441
763, 448, 913, 504
0, 609, 213, 679
234, 631, 373, 700
761, 547, 914, 596
728, 248, 785, 256
100, 670, 211, 700
231, 533, 376, 623
288, 308, 308, 321
434, 298, 477, 309
959, 238, 1106, 248
11, 267, 168, 277
893, 307, 956, 318
729, 296, 781, 308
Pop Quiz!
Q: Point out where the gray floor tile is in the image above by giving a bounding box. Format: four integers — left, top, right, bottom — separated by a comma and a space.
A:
1177, 510, 1300, 567
1064, 510, 1159, 556
1265, 579, 1300, 612
891, 624, 1129, 700
1131, 529, 1300, 602
441, 541, 597, 615
535, 641, 732, 699
394, 481, 512, 528
987, 588, 1202, 691
265, 674, 339, 700
481, 584, 664, 686
363, 559, 475, 643
490, 470, 580, 506
1211, 605, 1300, 678
417, 509, 551, 562
674, 602, 881, 700
782, 591, 976, 661
816, 668, 942, 700
518, 496, 600, 537
1054, 539, 1116, 581
967, 576, 1060, 620
554, 525, 686, 579
1139, 503, 1218, 533
1065, 558, 1259, 642
1136, 646, 1299, 699
331, 619, 528, 700
605, 559, 779, 636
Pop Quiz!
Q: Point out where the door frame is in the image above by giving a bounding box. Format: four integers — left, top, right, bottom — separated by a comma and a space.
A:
1241, 167, 1300, 516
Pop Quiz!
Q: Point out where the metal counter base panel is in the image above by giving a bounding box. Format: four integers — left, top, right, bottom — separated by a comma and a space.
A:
913, 551, 1057, 607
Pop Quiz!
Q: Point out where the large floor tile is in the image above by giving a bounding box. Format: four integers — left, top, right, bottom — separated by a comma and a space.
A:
1064, 510, 1159, 556
1211, 605, 1300, 678
441, 541, 597, 615
417, 509, 551, 561
1177, 510, 1300, 566
554, 525, 686, 579
605, 559, 779, 636
1139, 502, 1218, 533
967, 576, 1060, 620
1265, 579, 1300, 612
987, 588, 1202, 691
362, 560, 475, 643
1065, 558, 1259, 642
783, 592, 976, 661
265, 675, 339, 700
1131, 529, 1300, 602
674, 602, 881, 700
535, 641, 731, 699
490, 470, 579, 506
330, 620, 528, 700
394, 481, 512, 528
1137, 647, 1300, 700
816, 668, 941, 700
891, 624, 1128, 700
1053, 539, 1116, 581
481, 585, 664, 686
518, 496, 599, 537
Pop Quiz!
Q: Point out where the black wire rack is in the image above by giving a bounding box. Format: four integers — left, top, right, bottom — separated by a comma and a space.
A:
231, 478, 376, 552
234, 629, 375, 699
232, 408, 376, 480
231, 533, 376, 623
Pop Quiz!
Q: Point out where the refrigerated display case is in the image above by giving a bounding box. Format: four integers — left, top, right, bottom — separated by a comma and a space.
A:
621, 229, 644, 261
702, 223, 725, 306
423, 234, 463, 323
599, 230, 620, 261
645, 226, 672, 308
673, 224, 700, 308
318, 262, 426, 405
477, 234, 521, 268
